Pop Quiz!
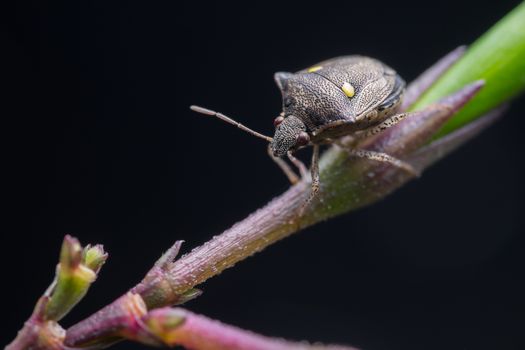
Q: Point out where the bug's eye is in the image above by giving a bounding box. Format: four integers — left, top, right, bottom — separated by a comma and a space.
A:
296, 131, 310, 146
274, 116, 285, 127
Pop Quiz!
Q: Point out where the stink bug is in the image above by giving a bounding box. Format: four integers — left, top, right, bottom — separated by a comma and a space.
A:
191, 55, 446, 210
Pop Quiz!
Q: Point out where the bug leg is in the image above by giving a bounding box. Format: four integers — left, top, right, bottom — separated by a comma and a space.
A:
267, 144, 300, 184
355, 112, 409, 142
337, 112, 410, 148
287, 151, 308, 179
338, 144, 420, 177
300, 144, 320, 215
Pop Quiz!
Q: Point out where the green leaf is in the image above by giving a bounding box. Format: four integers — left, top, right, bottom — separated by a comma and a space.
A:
410, 1, 525, 137
45, 236, 98, 321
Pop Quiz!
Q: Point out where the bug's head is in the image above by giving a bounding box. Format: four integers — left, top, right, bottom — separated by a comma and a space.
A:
270, 115, 310, 157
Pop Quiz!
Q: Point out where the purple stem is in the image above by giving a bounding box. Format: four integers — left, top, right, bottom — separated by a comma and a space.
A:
407, 104, 507, 171
401, 46, 466, 111
65, 73, 492, 350
155, 308, 358, 350
12, 47, 503, 350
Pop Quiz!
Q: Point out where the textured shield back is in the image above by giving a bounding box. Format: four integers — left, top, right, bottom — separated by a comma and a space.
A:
275, 56, 402, 132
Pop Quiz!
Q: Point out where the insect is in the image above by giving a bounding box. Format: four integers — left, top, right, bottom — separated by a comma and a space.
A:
191, 55, 419, 210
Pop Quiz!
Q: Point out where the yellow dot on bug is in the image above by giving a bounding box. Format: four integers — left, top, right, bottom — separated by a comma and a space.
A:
307, 66, 323, 73
342, 82, 355, 97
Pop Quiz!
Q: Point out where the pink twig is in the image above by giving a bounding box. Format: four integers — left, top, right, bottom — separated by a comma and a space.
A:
145, 308, 357, 350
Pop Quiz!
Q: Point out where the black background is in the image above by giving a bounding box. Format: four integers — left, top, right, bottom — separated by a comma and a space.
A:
3, 1, 525, 349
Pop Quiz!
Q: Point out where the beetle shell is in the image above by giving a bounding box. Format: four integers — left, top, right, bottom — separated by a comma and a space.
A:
274, 56, 405, 140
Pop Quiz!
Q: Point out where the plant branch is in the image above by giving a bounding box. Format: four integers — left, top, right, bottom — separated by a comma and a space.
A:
7, 236, 106, 350
9, 3, 525, 349
145, 81, 489, 299
67, 72, 503, 349
142, 307, 358, 350
65, 3, 525, 338
67, 292, 357, 350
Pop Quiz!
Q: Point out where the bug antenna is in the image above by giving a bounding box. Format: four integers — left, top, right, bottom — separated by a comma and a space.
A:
190, 105, 273, 142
